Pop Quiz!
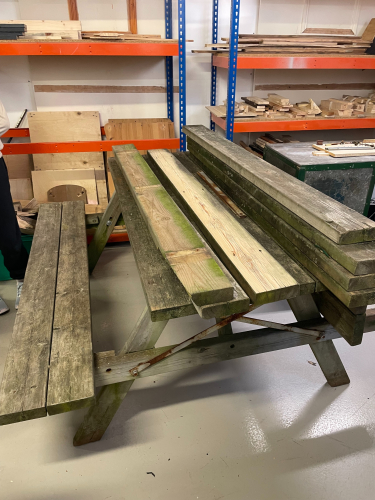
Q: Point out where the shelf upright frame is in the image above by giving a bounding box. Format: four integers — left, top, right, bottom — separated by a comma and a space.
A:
165, 0, 174, 123
210, 0, 219, 131
226, 0, 241, 141
178, 0, 187, 151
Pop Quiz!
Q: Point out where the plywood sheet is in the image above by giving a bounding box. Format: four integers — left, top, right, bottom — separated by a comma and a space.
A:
0, 20, 81, 32
4, 154, 33, 179
31, 169, 97, 205
28, 111, 104, 171
9, 178, 33, 200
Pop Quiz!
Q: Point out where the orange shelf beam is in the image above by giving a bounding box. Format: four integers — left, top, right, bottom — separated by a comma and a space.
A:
4, 127, 110, 138
213, 54, 375, 70
0, 41, 179, 57
211, 113, 375, 133
2, 138, 180, 155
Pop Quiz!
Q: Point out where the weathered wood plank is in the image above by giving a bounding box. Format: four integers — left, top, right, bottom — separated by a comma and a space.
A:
173, 152, 317, 297
313, 290, 365, 346
87, 192, 122, 273
148, 149, 301, 306
47, 201, 94, 415
114, 145, 233, 306
108, 157, 195, 321
188, 140, 375, 277
0, 203, 62, 425
184, 125, 375, 244
94, 317, 342, 387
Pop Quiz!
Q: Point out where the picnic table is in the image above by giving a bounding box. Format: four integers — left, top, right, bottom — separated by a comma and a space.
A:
1, 132, 375, 446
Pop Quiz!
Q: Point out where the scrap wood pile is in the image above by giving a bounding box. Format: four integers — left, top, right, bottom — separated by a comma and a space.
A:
193, 19, 375, 55
207, 92, 375, 121
112, 124, 375, 347
0, 20, 82, 39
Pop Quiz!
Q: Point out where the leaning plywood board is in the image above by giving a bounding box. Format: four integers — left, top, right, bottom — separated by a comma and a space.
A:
9, 178, 33, 200
147, 149, 301, 305
28, 111, 107, 207
31, 169, 98, 204
0, 203, 61, 425
47, 201, 94, 415
187, 137, 375, 277
183, 125, 375, 244
113, 145, 234, 307
4, 154, 33, 179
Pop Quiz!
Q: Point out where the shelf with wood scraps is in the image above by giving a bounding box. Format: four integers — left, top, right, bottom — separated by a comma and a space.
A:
210, 114, 375, 133
213, 53, 375, 70
0, 40, 179, 57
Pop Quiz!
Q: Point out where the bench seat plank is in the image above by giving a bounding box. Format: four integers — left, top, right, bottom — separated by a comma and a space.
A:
0, 203, 62, 425
47, 201, 95, 415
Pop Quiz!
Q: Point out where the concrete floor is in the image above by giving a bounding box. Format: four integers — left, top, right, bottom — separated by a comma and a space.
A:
1, 243, 375, 499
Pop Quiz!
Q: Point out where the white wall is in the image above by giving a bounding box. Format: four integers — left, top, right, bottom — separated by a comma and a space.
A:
1, 0, 375, 143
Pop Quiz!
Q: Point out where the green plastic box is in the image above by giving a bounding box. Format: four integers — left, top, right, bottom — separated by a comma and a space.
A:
0, 235, 33, 281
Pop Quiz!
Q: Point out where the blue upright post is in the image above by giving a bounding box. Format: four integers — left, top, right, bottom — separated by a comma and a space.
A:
178, 0, 186, 151
226, 0, 240, 142
210, 0, 219, 131
165, 0, 174, 123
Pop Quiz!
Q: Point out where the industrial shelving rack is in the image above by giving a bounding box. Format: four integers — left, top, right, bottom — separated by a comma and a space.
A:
0, 0, 186, 153
209, 0, 375, 141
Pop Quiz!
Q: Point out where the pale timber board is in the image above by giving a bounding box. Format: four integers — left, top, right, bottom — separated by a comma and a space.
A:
31, 169, 98, 205
113, 145, 234, 306
28, 111, 104, 172
47, 201, 94, 415
187, 138, 375, 277
9, 178, 33, 200
147, 149, 300, 305
173, 152, 316, 297
0, 203, 62, 425
183, 125, 375, 244
94, 317, 340, 387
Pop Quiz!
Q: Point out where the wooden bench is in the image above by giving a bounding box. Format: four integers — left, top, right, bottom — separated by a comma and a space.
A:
0, 201, 94, 424
1, 150, 375, 448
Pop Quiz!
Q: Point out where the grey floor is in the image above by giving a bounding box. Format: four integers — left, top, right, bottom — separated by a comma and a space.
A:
1, 243, 375, 500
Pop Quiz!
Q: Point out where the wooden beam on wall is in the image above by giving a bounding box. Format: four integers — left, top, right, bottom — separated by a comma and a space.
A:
127, 0, 138, 35
34, 85, 180, 94
67, 0, 79, 21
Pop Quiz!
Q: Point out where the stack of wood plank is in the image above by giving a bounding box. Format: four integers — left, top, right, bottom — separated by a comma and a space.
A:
29, 111, 108, 208
178, 125, 375, 345
81, 32, 178, 43
193, 20, 375, 56
0, 20, 82, 40
0, 24, 26, 40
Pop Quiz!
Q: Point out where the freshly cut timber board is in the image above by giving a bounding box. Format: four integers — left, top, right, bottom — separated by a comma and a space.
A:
183, 125, 375, 245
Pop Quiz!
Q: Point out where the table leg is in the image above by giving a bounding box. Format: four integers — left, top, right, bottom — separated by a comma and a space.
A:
73, 306, 168, 446
87, 192, 122, 274
288, 295, 350, 387
216, 317, 233, 336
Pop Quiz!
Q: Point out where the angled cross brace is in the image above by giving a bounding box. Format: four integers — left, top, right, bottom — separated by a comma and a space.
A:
87, 192, 122, 274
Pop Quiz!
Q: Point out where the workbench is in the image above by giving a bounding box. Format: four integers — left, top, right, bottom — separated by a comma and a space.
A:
1, 148, 375, 447
264, 142, 375, 215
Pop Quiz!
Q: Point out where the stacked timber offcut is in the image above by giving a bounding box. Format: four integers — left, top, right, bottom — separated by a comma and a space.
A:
178, 125, 375, 345
193, 20, 375, 56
